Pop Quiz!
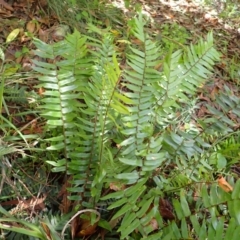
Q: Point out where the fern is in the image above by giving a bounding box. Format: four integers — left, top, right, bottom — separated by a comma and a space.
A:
32, 30, 94, 207
100, 14, 235, 239
33, 29, 128, 209
31, 12, 240, 239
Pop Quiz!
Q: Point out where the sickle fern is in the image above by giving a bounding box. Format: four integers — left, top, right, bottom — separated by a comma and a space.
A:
32, 12, 240, 240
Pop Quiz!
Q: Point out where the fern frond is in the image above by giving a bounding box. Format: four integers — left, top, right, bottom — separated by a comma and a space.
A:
101, 13, 222, 239
33, 30, 94, 206
199, 86, 240, 134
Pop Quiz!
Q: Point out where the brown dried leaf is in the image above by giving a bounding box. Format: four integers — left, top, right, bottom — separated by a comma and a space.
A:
41, 222, 52, 240
38, 28, 49, 42
71, 217, 80, 240
17, 195, 46, 211
149, 218, 158, 230
0, 0, 13, 11
159, 198, 175, 220
109, 182, 126, 191
77, 219, 98, 237
71, 212, 99, 238
26, 21, 36, 33
218, 176, 233, 192
58, 177, 72, 214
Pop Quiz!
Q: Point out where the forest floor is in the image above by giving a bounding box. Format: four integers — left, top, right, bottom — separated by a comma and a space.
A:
0, 0, 240, 238
0, 0, 239, 143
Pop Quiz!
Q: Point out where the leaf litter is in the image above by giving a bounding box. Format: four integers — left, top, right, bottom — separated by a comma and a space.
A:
0, 0, 240, 238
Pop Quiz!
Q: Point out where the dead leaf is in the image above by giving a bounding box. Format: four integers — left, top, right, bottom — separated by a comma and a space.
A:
159, 198, 175, 220
8, 194, 46, 215
149, 218, 158, 230
38, 28, 49, 42
71, 217, 80, 239
39, 87, 45, 95
131, 38, 142, 45
0, 0, 13, 11
71, 212, 99, 238
26, 21, 36, 33
58, 177, 72, 214
77, 219, 98, 237
41, 222, 52, 240
109, 182, 125, 191
217, 176, 233, 192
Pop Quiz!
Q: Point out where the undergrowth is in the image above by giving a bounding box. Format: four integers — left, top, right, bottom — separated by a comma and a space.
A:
0, 9, 240, 240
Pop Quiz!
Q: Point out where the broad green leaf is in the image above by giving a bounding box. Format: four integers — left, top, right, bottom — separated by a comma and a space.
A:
225, 218, 236, 239
201, 184, 211, 208
115, 172, 139, 181
98, 219, 112, 231
52, 166, 66, 172
119, 157, 143, 166
121, 218, 141, 239
181, 218, 188, 239
112, 203, 133, 220
190, 215, 200, 235
124, 178, 147, 196
232, 226, 240, 240
207, 224, 215, 239
101, 190, 124, 200
118, 212, 136, 232
173, 199, 184, 220
139, 209, 155, 225
233, 199, 240, 224
215, 217, 224, 239
46, 159, 66, 166
210, 184, 219, 205
180, 189, 191, 217
171, 221, 181, 239
136, 197, 154, 218
0, 48, 4, 61
198, 220, 207, 240
108, 197, 128, 209
216, 153, 227, 169
47, 120, 63, 126
6, 28, 20, 43
232, 179, 240, 199
47, 142, 65, 150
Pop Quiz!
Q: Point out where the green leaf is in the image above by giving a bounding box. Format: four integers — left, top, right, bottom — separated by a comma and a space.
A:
101, 190, 124, 200
232, 179, 240, 199
181, 218, 188, 239
112, 203, 134, 220
173, 199, 184, 220
215, 217, 224, 239
98, 219, 112, 231
198, 220, 207, 240
232, 226, 240, 240
45, 159, 66, 166
225, 218, 236, 239
121, 218, 141, 239
207, 224, 215, 239
201, 184, 211, 208
115, 172, 139, 181
0, 48, 4, 61
136, 197, 154, 218
210, 184, 219, 205
6, 28, 20, 43
118, 211, 136, 232
108, 198, 128, 209
180, 189, 191, 217
190, 215, 200, 235
216, 153, 227, 169
233, 200, 240, 224
171, 221, 181, 239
